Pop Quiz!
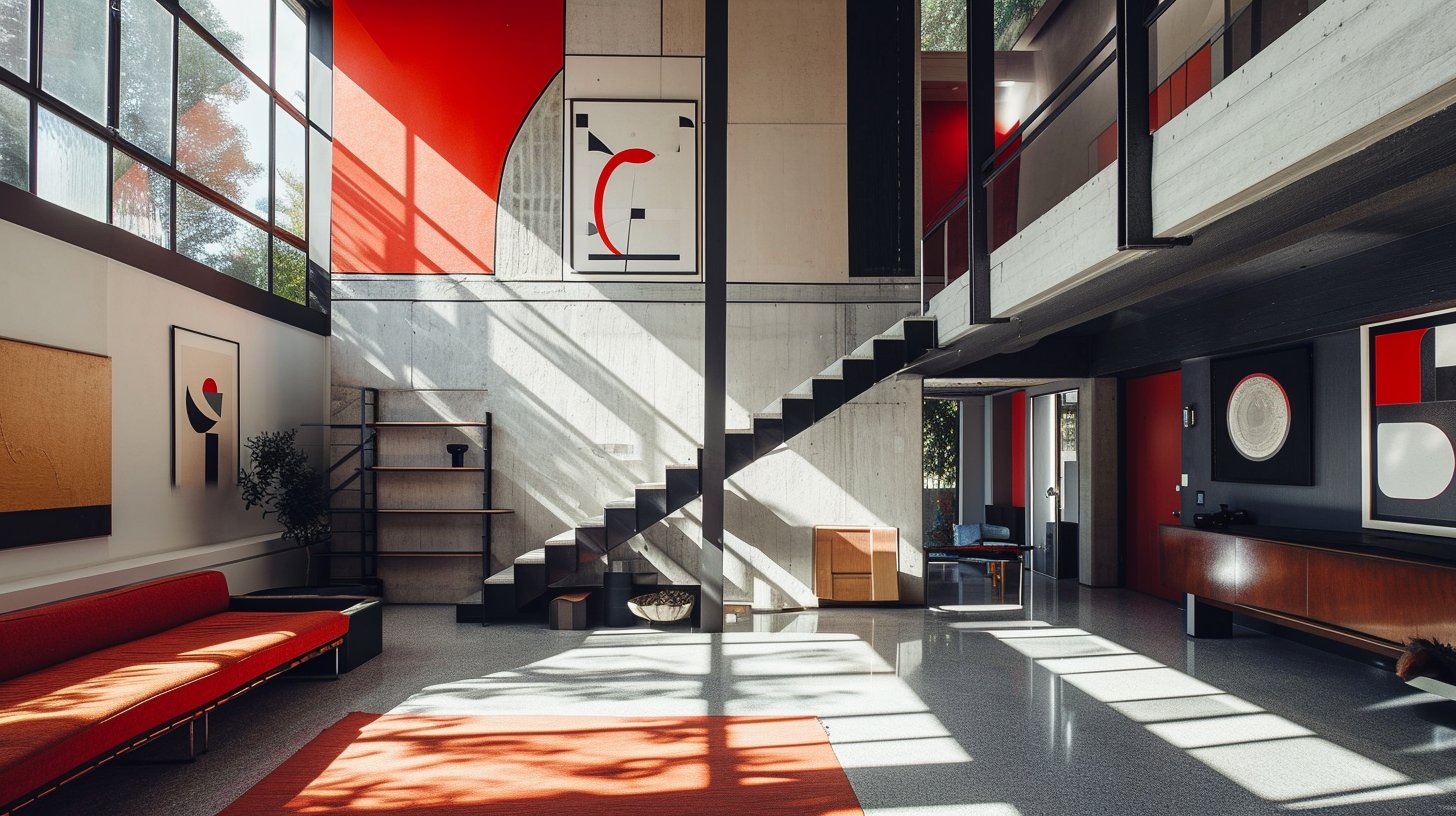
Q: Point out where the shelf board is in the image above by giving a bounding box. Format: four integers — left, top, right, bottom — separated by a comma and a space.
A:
367, 466, 486, 472
319, 551, 481, 558
368, 421, 490, 428
376, 508, 514, 515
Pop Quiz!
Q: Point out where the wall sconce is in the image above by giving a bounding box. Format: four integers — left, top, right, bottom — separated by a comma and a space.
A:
1183, 404, 1197, 428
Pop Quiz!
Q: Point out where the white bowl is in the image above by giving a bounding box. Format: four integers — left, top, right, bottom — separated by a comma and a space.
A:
627, 597, 694, 622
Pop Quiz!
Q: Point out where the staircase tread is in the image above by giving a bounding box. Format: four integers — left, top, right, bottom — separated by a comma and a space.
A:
485, 566, 515, 584
665, 463, 699, 470
811, 375, 844, 381
727, 429, 754, 435
605, 499, 636, 508
752, 413, 783, 420
515, 548, 547, 565
546, 530, 575, 545
637, 482, 667, 490
578, 516, 605, 526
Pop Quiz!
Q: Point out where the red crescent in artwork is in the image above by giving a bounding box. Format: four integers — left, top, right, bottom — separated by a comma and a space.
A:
593, 148, 655, 256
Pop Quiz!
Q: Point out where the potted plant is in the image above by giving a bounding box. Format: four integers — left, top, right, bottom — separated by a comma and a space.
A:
239, 429, 330, 583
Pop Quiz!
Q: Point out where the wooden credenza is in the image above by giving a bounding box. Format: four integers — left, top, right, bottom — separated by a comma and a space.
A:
1159, 525, 1456, 656
814, 526, 899, 602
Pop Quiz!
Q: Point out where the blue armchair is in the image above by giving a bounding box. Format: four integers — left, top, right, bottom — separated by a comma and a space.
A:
953, 523, 1013, 547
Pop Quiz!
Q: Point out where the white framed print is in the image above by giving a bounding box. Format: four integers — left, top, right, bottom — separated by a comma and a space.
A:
570, 99, 698, 275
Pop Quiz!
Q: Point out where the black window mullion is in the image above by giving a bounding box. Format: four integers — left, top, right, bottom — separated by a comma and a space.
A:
27, 96, 36, 193
107, 0, 120, 130
169, 6, 177, 245
30, 0, 40, 87
266, 0, 275, 294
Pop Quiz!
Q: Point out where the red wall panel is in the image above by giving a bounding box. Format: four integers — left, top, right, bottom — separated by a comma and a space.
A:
1010, 391, 1026, 507
921, 101, 967, 232
1186, 45, 1212, 104
1169, 64, 1188, 119
332, 0, 564, 273
1125, 370, 1183, 600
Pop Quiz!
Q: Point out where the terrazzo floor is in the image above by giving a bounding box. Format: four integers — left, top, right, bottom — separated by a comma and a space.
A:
24, 565, 1456, 815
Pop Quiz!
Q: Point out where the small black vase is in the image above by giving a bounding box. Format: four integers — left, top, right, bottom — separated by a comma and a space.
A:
446, 444, 468, 468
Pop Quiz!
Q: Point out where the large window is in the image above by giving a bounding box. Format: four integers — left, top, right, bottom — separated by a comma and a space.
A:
0, 0, 326, 312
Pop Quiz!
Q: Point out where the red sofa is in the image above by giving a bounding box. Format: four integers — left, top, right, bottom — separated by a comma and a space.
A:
0, 571, 349, 815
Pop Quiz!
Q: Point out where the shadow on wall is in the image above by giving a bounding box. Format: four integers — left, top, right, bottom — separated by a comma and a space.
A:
331, 0, 563, 273
332, 287, 919, 599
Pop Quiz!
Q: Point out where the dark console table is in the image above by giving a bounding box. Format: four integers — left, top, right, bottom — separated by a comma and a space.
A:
1159, 524, 1456, 658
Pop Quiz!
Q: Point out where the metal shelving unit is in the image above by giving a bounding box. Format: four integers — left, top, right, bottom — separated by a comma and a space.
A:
314, 387, 509, 590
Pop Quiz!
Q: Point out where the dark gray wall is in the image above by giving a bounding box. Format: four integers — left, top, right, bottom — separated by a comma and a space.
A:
1179, 331, 1361, 529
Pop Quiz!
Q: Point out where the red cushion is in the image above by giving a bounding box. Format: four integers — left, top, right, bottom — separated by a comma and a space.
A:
0, 610, 347, 807
0, 572, 231, 683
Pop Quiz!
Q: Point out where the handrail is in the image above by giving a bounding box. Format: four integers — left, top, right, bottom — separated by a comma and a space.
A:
982, 28, 1116, 175
984, 50, 1116, 187
923, 181, 970, 239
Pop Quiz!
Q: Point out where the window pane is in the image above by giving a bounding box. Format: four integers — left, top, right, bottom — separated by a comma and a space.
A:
119, 0, 174, 162
111, 149, 171, 247
177, 185, 267, 287
0, 0, 29, 79
177, 23, 269, 217
37, 107, 106, 220
274, 107, 304, 236
272, 236, 305, 304
0, 83, 26, 189
275, 0, 307, 112
41, 0, 109, 123
181, 0, 269, 80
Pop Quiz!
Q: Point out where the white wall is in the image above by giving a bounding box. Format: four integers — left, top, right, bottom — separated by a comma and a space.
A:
0, 219, 330, 612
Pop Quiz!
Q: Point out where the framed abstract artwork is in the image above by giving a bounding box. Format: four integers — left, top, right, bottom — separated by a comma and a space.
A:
172, 327, 239, 487
0, 338, 112, 549
1210, 346, 1314, 485
570, 99, 698, 275
1362, 307, 1456, 537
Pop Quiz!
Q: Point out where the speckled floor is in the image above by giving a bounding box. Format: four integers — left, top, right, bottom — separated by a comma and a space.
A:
23, 565, 1456, 815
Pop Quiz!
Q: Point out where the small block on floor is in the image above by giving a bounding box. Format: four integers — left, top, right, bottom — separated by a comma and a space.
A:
550, 592, 591, 630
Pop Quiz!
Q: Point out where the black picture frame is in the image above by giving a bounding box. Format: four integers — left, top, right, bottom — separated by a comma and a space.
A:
1210, 346, 1314, 485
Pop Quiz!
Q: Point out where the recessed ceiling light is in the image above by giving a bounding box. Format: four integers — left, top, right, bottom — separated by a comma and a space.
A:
996, 80, 1016, 87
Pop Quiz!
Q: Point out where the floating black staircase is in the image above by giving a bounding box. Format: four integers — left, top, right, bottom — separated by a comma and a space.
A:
467, 316, 937, 622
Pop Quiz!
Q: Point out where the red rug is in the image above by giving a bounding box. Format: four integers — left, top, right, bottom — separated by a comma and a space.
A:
219, 714, 865, 815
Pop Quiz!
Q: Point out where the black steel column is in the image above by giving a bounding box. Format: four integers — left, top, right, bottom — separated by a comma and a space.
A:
700, 0, 728, 634
1118, 0, 1189, 250
967, 0, 996, 323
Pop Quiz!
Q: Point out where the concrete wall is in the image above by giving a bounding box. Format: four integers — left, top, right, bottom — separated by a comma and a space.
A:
1153, 0, 1456, 237
0, 219, 329, 612
331, 278, 922, 605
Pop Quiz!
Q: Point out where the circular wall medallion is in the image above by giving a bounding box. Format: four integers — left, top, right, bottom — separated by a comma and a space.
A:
1226, 373, 1290, 462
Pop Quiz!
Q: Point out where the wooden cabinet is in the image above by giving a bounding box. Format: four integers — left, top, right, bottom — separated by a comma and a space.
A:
1159, 525, 1456, 655
814, 526, 899, 602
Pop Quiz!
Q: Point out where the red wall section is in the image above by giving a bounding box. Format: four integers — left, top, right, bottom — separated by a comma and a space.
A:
332, 0, 564, 273
1010, 391, 1026, 507
922, 101, 967, 232
1125, 370, 1183, 601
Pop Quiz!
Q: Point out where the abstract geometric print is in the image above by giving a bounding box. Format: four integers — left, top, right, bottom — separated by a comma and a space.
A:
570, 100, 698, 275
1366, 313, 1456, 535
172, 328, 239, 488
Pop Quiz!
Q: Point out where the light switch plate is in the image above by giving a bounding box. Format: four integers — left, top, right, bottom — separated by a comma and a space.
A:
1181, 473, 1189, 487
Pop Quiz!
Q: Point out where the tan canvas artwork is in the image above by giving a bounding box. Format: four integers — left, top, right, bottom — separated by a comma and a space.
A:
173, 328, 239, 488
0, 338, 112, 548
